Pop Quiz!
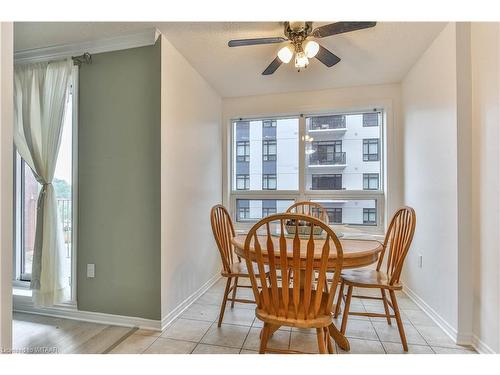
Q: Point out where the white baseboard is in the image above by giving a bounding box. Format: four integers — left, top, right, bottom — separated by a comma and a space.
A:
403, 285, 498, 354
471, 334, 496, 354
13, 295, 161, 330
161, 273, 221, 331
402, 285, 458, 342
13, 273, 221, 332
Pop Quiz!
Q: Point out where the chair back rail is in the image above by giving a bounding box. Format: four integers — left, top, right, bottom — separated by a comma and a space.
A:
244, 213, 343, 321
286, 201, 329, 224
376, 206, 416, 285
210, 204, 237, 273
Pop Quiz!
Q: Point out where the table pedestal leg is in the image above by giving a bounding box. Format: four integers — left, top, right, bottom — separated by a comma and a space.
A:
328, 323, 350, 351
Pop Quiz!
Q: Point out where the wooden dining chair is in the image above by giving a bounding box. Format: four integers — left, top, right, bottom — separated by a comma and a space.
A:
286, 201, 330, 224
244, 213, 344, 354
334, 206, 416, 351
210, 204, 267, 327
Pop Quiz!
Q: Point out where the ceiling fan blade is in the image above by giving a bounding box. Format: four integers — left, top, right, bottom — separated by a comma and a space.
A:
262, 57, 282, 75
315, 45, 341, 67
228, 37, 287, 47
312, 22, 376, 38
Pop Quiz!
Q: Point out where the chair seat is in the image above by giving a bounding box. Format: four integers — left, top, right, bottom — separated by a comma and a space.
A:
255, 289, 334, 328
222, 261, 269, 277
341, 269, 402, 290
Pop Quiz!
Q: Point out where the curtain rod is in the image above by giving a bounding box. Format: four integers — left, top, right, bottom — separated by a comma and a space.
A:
71, 52, 92, 66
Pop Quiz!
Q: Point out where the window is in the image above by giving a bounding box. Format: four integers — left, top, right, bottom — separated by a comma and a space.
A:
326, 208, 343, 224
309, 141, 345, 165
363, 208, 377, 225
363, 113, 379, 127
262, 174, 277, 190
232, 118, 298, 192
236, 199, 294, 222
236, 174, 250, 190
363, 173, 379, 190
309, 115, 346, 130
231, 111, 384, 229
312, 174, 342, 190
263, 120, 276, 128
14, 78, 76, 300
363, 139, 379, 161
262, 140, 277, 161
236, 141, 250, 162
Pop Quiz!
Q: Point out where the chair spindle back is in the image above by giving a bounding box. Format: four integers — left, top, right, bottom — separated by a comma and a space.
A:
376, 206, 416, 285
210, 204, 237, 274
286, 201, 330, 224
244, 213, 343, 321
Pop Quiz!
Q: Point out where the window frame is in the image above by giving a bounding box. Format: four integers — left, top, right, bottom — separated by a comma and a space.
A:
236, 174, 250, 190
228, 110, 385, 233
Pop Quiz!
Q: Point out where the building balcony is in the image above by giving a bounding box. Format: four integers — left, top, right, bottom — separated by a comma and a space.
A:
308, 152, 347, 168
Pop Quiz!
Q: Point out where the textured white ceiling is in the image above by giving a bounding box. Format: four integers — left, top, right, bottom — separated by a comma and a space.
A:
14, 22, 446, 98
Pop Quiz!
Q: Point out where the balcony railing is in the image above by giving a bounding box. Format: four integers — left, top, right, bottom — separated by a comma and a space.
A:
57, 198, 72, 258
309, 152, 346, 166
309, 115, 346, 130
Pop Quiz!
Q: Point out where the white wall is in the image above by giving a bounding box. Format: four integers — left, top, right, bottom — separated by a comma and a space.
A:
0, 22, 13, 351
222, 83, 404, 225
402, 23, 460, 333
470, 22, 500, 353
160, 35, 222, 323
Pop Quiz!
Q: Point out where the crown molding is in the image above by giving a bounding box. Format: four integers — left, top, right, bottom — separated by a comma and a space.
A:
14, 28, 161, 64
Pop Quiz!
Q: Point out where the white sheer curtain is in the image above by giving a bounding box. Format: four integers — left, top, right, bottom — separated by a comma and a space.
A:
13, 59, 72, 306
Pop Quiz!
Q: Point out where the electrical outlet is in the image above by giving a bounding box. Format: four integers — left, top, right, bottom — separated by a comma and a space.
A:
418, 254, 423, 268
87, 264, 95, 278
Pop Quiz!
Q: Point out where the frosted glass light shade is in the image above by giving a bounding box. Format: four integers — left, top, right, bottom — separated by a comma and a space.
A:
304, 40, 320, 58
277, 45, 293, 63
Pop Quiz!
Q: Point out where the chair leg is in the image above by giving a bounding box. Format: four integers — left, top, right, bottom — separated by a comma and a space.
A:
389, 290, 408, 352
340, 285, 353, 335
230, 277, 239, 308
316, 328, 327, 354
381, 289, 392, 325
259, 323, 271, 354
324, 327, 334, 354
334, 279, 345, 318
217, 277, 232, 327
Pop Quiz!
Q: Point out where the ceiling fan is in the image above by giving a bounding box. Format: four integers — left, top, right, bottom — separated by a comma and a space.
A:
228, 21, 376, 75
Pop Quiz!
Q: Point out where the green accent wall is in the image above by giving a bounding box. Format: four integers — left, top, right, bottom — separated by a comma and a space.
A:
77, 42, 161, 320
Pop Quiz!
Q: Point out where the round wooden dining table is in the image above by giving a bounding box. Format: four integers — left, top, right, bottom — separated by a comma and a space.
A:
231, 234, 383, 352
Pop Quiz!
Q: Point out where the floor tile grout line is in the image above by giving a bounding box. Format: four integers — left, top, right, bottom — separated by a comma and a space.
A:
102, 327, 138, 354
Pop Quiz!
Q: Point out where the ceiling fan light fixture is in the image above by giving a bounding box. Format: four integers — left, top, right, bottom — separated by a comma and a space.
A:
277, 45, 293, 63
294, 51, 309, 69
304, 40, 320, 58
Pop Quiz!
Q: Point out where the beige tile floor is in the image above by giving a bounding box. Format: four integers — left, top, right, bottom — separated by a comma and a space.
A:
108, 278, 477, 354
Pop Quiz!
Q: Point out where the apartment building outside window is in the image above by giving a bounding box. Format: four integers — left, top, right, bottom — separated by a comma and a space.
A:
363, 113, 379, 127
236, 141, 250, 162
312, 174, 342, 190
363, 138, 380, 161
231, 111, 383, 230
363, 208, 377, 225
236, 174, 250, 190
262, 140, 277, 161
326, 208, 343, 224
310, 141, 345, 165
262, 174, 277, 190
363, 173, 379, 190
